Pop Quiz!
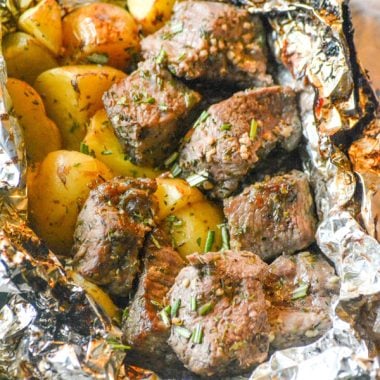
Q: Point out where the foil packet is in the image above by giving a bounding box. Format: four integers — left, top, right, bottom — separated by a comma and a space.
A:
0, 0, 379, 379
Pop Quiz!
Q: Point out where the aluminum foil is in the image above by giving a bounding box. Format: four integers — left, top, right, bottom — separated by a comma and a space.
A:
0, 0, 379, 379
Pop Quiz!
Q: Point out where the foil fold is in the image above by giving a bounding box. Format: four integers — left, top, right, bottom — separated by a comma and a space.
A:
0, 0, 379, 379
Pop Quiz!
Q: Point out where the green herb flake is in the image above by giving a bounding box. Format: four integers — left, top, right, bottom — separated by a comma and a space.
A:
171, 299, 181, 318
249, 119, 258, 140
164, 152, 179, 168
291, 282, 310, 300
106, 337, 131, 351
80, 142, 90, 155
151, 234, 161, 249
101, 150, 113, 156
160, 307, 171, 326
218, 224, 230, 250
198, 302, 213, 316
156, 48, 167, 64
70, 121, 80, 133
204, 230, 215, 253
194, 111, 210, 128
196, 237, 202, 247
159, 103, 169, 112
174, 326, 192, 339
220, 123, 232, 131
190, 296, 197, 312
191, 323, 203, 344
171, 163, 182, 178
87, 52, 109, 65
186, 170, 208, 187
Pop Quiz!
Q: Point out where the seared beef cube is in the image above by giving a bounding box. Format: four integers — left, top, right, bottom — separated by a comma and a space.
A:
265, 252, 339, 349
167, 250, 270, 377
141, 1, 271, 86
179, 86, 302, 199
72, 177, 157, 296
123, 228, 186, 377
224, 170, 317, 261
103, 60, 201, 167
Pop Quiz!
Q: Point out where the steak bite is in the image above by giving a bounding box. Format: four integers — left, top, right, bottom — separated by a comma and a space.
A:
265, 252, 339, 350
141, 1, 272, 86
103, 59, 201, 167
179, 86, 302, 199
123, 228, 186, 377
167, 250, 270, 377
224, 170, 317, 261
72, 177, 157, 297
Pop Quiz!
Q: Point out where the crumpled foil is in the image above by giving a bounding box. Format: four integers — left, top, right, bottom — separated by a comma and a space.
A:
0, 0, 379, 379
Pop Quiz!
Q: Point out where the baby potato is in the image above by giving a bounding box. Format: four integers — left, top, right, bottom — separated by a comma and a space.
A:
154, 177, 204, 220
62, 2, 140, 70
162, 201, 224, 258
6, 78, 62, 163
128, 0, 176, 35
28, 150, 113, 256
83, 109, 161, 179
18, 0, 62, 56
3, 32, 58, 85
34, 65, 126, 150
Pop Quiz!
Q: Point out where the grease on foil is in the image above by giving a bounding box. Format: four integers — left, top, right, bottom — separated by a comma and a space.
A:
0, 0, 379, 379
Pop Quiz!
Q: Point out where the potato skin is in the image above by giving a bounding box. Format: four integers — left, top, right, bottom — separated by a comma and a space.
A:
28, 150, 113, 256
3, 32, 58, 85
128, 0, 176, 35
62, 2, 140, 70
7, 78, 62, 163
162, 201, 224, 258
83, 109, 161, 179
154, 177, 204, 220
18, 0, 62, 56
34, 65, 126, 150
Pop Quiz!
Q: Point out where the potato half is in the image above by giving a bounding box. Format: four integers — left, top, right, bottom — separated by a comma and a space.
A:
7, 78, 62, 163
62, 2, 140, 70
28, 150, 113, 255
34, 65, 126, 150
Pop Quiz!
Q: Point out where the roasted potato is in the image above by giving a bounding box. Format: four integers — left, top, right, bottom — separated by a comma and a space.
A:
83, 109, 161, 179
7, 78, 62, 163
154, 177, 204, 220
127, 0, 176, 35
18, 0, 62, 56
34, 65, 126, 150
162, 201, 223, 258
3, 32, 58, 85
28, 150, 113, 255
62, 2, 140, 70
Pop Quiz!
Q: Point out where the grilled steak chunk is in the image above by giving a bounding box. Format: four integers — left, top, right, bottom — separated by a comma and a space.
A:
123, 228, 186, 377
179, 86, 302, 199
167, 250, 270, 377
265, 252, 339, 349
224, 170, 317, 261
141, 1, 272, 86
72, 177, 157, 296
103, 59, 201, 167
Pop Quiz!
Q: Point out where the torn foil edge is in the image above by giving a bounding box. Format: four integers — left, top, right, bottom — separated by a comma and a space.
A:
0, 0, 378, 379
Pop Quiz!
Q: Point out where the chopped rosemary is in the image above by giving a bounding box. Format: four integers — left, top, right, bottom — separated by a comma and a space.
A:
220, 123, 232, 131
164, 152, 179, 168
106, 338, 131, 351
174, 326, 192, 339
186, 171, 208, 187
87, 52, 109, 65
249, 119, 258, 140
159, 103, 169, 112
101, 150, 112, 155
219, 224, 230, 250
194, 111, 210, 128
198, 302, 213, 316
291, 282, 310, 300
156, 48, 167, 64
160, 306, 171, 326
190, 296, 197, 312
171, 299, 181, 318
171, 163, 182, 177
151, 234, 161, 249
192, 324, 203, 344
204, 230, 215, 253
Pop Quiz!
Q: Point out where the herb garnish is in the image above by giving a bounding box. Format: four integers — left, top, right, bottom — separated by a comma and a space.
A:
204, 230, 215, 253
